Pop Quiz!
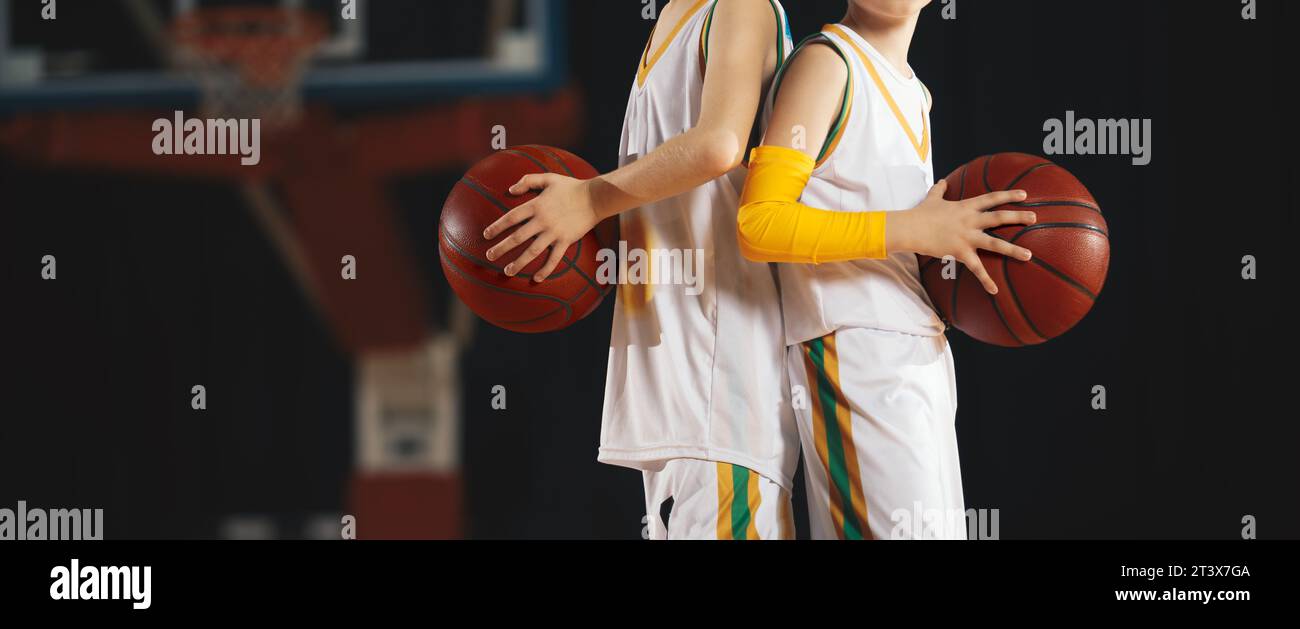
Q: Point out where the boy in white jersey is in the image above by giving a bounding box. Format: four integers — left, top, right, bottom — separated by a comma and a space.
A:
481, 0, 797, 540
738, 0, 1038, 539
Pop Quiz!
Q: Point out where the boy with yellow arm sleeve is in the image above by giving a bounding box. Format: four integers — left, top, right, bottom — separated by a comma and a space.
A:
737, 0, 1035, 539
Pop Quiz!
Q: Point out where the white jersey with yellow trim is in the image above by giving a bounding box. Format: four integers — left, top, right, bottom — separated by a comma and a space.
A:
773, 24, 945, 346
598, 0, 799, 489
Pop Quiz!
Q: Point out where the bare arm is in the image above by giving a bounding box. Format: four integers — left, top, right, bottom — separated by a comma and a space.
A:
758, 43, 845, 163
484, 0, 779, 281
586, 0, 779, 217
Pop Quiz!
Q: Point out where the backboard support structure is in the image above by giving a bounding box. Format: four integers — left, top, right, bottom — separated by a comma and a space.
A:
0, 0, 567, 113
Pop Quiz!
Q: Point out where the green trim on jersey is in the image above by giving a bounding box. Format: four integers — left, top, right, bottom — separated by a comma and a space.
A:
770, 33, 853, 165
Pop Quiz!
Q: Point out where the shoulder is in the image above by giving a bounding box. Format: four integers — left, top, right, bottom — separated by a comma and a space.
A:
711, 0, 780, 17
707, 0, 780, 34
779, 39, 849, 95
764, 38, 850, 157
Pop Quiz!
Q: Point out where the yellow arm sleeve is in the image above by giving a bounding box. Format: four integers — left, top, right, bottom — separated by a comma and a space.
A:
737, 145, 888, 263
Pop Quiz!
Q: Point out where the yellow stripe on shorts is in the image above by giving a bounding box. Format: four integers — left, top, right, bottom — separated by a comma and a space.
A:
716, 462, 763, 540
803, 334, 871, 540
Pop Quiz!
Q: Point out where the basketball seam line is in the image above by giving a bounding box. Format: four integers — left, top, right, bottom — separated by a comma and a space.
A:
443, 211, 594, 326
456, 175, 581, 280
1002, 257, 1048, 343
985, 156, 1101, 214
1002, 161, 1053, 192
981, 154, 994, 195
442, 218, 580, 281
527, 145, 577, 176
496, 150, 609, 293
1010, 221, 1109, 241
961, 155, 1102, 344
439, 248, 574, 325
457, 150, 609, 324
1012, 200, 1102, 215
1007, 225, 1105, 301
506, 148, 608, 294
950, 260, 962, 328
1027, 256, 1099, 303
503, 148, 552, 174
988, 286, 1026, 347
997, 155, 1103, 215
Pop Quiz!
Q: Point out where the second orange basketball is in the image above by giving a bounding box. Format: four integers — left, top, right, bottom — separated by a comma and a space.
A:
919, 153, 1110, 347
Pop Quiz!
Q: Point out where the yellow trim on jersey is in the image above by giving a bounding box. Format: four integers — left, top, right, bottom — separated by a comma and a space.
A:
824, 24, 930, 162
817, 79, 853, 168
638, 0, 711, 87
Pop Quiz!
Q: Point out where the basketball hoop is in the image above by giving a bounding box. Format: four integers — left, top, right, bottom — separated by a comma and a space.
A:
170, 8, 327, 129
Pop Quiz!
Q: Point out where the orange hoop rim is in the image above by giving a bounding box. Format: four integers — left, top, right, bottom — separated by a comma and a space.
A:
170, 7, 327, 71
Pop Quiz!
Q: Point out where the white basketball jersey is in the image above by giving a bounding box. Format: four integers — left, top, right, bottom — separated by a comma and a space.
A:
775, 25, 946, 346
598, 0, 798, 489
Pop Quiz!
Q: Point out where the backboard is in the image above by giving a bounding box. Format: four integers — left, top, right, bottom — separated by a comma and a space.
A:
0, 0, 566, 112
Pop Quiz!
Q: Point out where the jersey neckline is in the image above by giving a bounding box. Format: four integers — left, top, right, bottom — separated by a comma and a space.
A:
638, 0, 713, 88
826, 22, 920, 85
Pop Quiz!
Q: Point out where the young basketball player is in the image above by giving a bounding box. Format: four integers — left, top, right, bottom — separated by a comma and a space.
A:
737, 0, 1038, 539
481, 0, 797, 539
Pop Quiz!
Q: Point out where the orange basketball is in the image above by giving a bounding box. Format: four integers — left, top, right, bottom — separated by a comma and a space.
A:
439, 145, 615, 333
919, 153, 1110, 347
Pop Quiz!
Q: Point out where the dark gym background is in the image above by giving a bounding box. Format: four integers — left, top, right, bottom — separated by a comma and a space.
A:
1, 0, 1294, 539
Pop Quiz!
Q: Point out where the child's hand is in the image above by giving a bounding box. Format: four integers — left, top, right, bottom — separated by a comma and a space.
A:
889, 180, 1037, 295
483, 174, 601, 281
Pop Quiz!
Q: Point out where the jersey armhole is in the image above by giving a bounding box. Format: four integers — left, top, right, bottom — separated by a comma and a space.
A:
769, 35, 853, 168
699, 0, 788, 79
